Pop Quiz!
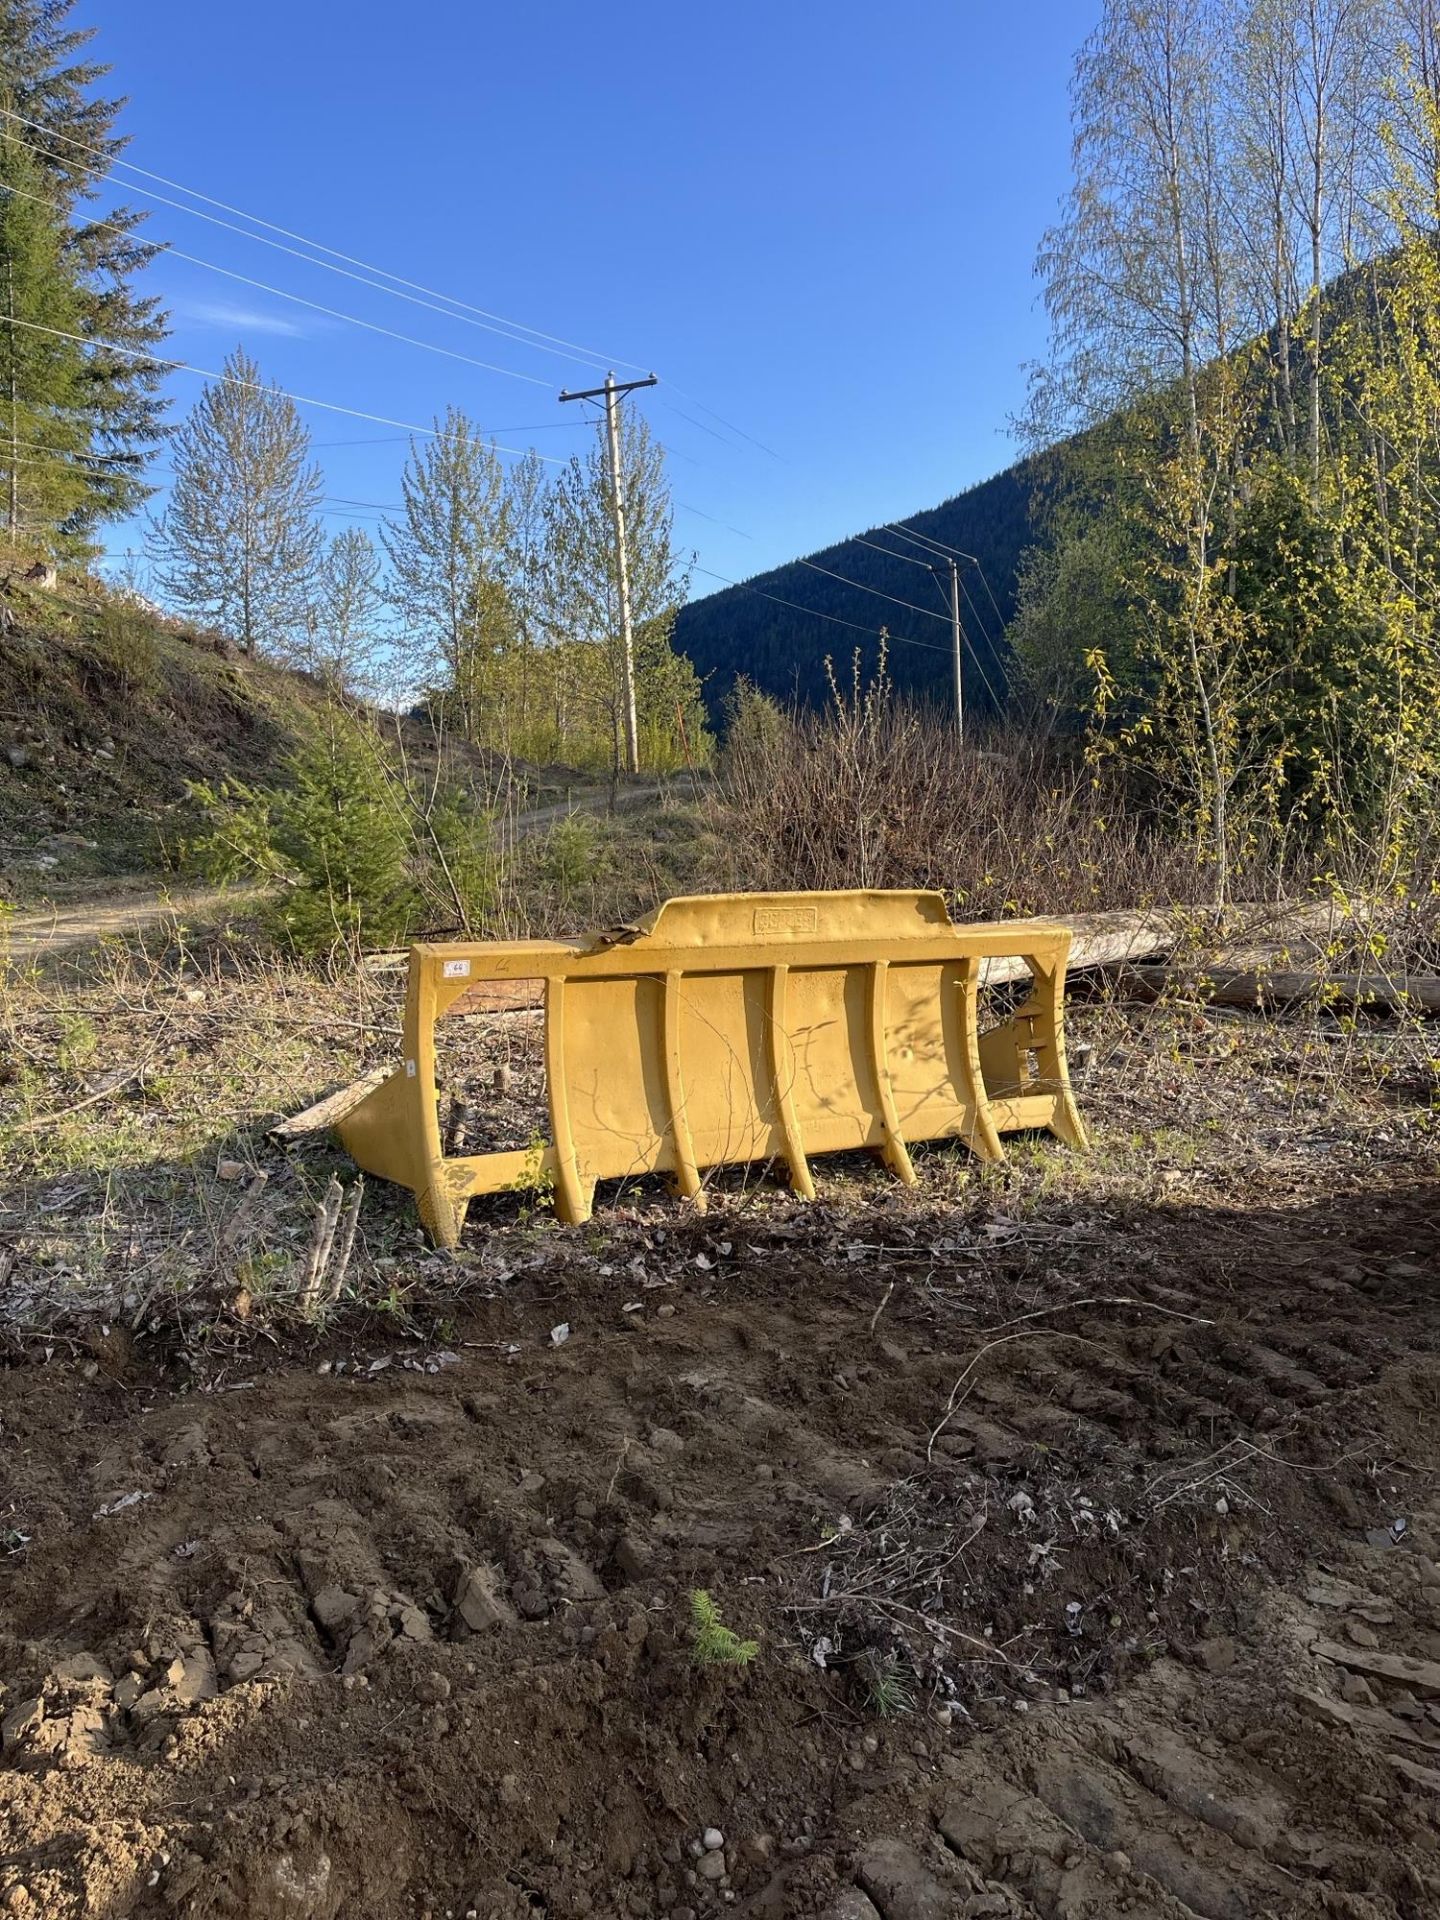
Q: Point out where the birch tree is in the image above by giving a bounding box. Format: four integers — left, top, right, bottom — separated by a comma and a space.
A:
1023, 0, 1440, 868
308, 526, 387, 694
500, 447, 549, 756
383, 407, 510, 743
1031, 0, 1230, 439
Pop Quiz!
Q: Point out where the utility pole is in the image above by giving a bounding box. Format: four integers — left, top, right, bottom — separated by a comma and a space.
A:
558, 370, 658, 775
933, 558, 963, 738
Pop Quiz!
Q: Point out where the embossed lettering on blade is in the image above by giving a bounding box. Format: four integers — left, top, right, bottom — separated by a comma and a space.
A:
753, 906, 818, 935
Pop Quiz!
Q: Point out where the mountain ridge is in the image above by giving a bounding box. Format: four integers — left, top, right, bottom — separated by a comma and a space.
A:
672, 456, 1036, 722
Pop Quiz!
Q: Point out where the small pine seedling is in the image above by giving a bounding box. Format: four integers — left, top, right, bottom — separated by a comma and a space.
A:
863, 1651, 916, 1719
688, 1589, 759, 1668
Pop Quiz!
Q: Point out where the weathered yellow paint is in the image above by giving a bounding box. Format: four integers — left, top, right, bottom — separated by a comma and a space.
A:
336, 890, 1088, 1246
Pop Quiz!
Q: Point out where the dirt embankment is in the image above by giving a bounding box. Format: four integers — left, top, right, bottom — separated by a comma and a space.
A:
2, 1164, 1438, 1920
0, 576, 630, 911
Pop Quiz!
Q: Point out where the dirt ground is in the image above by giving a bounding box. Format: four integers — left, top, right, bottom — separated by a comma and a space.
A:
2, 890, 263, 967
2, 976, 1439, 1919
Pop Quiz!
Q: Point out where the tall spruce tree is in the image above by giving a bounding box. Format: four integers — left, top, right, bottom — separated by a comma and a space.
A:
0, 126, 90, 542
0, 0, 168, 549
154, 347, 323, 655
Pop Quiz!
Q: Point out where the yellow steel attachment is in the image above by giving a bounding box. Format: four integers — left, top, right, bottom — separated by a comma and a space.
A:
336, 890, 1088, 1247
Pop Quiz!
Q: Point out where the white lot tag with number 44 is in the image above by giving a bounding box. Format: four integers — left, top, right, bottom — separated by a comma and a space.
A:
442, 959, 471, 978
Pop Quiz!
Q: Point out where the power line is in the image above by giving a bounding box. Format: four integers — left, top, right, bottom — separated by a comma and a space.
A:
849, 532, 939, 571
798, 528, 1007, 710
0, 168, 555, 390
2, 451, 118, 483
898, 541, 1003, 708
659, 397, 784, 463
0, 447, 404, 528
675, 500, 753, 540
967, 556, 1011, 639
953, 566, 998, 651
0, 125, 605, 380
884, 519, 963, 556
689, 564, 951, 657
885, 519, 1013, 643
883, 519, 1007, 707
309, 435, 414, 449
2, 433, 141, 466
921, 563, 953, 619
0, 316, 566, 456
662, 401, 750, 450
165, 249, 554, 386
685, 526, 988, 669
303, 433, 420, 447
793, 555, 952, 626
954, 573, 1006, 711
308, 423, 586, 449
883, 522, 990, 571
0, 108, 782, 470
661, 388, 782, 462
0, 106, 638, 377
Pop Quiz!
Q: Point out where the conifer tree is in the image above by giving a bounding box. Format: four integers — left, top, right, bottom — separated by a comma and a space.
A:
0, 0, 168, 544
153, 347, 323, 655
0, 126, 91, 543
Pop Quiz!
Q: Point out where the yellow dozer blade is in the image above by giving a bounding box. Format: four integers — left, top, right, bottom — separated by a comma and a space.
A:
337, 890, 1087, 1247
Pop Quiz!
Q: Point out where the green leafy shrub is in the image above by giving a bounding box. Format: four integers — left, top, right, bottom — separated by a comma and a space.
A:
720, 677, 791, 782
56, 1012, 99, 1071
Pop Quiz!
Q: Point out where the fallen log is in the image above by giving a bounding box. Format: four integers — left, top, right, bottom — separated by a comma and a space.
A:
270, 1067, 387, 1143
979, 907, 1174, 988
1125, 964, 1440, 1016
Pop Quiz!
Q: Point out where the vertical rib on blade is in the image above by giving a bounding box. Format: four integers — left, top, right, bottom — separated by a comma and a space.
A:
335, 890, 1086, 1245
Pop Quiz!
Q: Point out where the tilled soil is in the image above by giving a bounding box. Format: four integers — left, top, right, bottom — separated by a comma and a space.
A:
2, 1162, 1438, 1919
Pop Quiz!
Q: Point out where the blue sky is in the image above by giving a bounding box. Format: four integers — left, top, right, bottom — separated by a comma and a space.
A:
94, 0, 1099, 590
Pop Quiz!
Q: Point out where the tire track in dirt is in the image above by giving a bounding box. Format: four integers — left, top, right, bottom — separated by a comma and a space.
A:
1, 1175, 1437, 1917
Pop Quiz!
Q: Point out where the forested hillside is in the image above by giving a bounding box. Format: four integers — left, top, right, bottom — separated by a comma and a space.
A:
672, 461, 1035, 721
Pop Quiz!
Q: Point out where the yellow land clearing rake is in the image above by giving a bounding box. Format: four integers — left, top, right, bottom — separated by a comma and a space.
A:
338, 890, 1087, 1246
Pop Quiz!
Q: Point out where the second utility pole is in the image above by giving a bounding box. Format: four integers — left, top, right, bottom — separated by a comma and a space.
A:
559, 369, 658, 775
933, 558, 963, 738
